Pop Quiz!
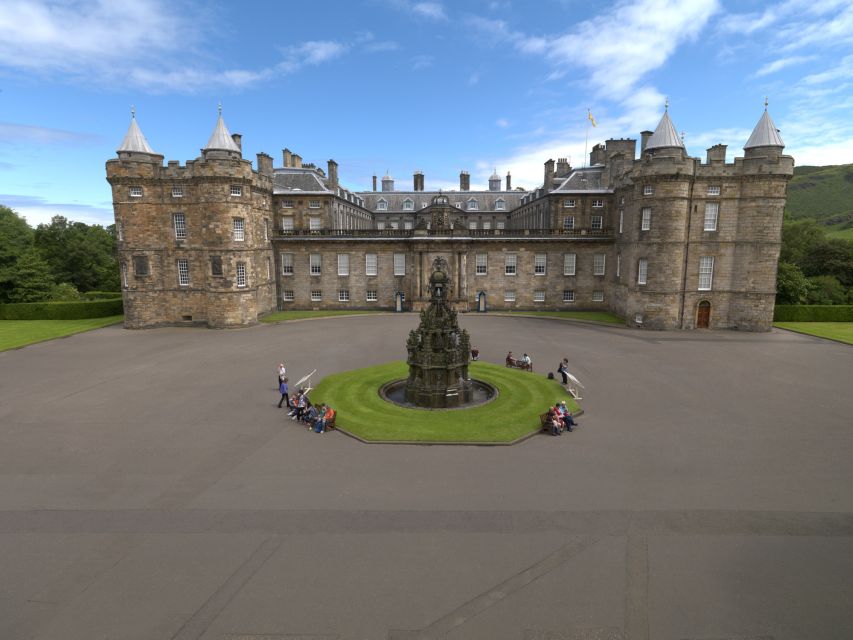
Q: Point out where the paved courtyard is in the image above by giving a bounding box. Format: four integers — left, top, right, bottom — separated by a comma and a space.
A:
1, 314, 852, 640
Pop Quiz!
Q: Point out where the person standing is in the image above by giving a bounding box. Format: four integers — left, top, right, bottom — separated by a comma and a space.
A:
277, 362, 286, 386
557, 358, 569, 384
277, 377, 289, 408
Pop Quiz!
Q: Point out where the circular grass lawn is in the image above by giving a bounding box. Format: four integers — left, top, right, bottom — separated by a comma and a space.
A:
310, 360, 580, 443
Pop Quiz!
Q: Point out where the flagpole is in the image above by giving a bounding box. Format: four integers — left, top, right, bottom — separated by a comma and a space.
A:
583, 108, 590, 169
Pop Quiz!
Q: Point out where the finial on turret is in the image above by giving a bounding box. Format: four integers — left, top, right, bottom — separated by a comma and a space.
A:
665, 97, 669, 111
680, 130, 685, 143
218, 102, 222, 116
131, 105, 136, 119
764, 96, 769, 110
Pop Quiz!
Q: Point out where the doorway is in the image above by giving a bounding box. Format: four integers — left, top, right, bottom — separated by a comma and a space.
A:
697, 300, 711, 328
477, 291, 487, 312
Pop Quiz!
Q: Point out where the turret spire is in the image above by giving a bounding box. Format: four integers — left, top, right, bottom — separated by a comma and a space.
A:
645, 109, 684, 150
204, 106, 241, 153
117, 108, 156, 154
744, 103, 784, 149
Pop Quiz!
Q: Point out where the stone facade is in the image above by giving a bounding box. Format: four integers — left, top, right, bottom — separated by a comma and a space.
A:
107, 108, 793, 330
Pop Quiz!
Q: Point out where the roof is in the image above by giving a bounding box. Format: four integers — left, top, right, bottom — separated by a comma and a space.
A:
553, 167, 609, 192
274, 169, 329, 193
204, 114, 241, 152
359, 189, 528, 212
744, 109, 785, 149
645, 111, 684, 150
117, 115, 156, 154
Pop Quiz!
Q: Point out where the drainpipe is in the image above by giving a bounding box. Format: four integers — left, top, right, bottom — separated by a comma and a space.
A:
679, 161, 698, 329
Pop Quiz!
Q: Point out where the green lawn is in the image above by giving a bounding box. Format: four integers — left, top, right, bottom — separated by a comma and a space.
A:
825, 225, 853, 241
491, 310, 624, 324
260, 310, 387, 323
0, 316, 124, 351
774, 322, 853, 345
310, 360, 579, 443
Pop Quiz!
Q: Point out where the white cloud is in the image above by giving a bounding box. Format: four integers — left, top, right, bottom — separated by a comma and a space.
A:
411, 54, 434, 70
787, 139, 853, 165
754, 55, 817, 77
495, 118, 510, 128
0, 122, 101, 145
412, 2, 447, 20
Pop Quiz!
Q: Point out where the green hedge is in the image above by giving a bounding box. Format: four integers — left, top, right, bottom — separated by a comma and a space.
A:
0, 298, 123, 320
774, 305, 853, 322
81, 291, 122, 300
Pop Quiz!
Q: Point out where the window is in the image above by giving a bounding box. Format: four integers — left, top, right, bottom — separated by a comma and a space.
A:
310, 254, 322, 276
266, 257, 271, 280
366, 290, 378, 302
172, 186, 183, 198
617, 254, 622, 278
467, 198, 479, 211
496, 221, 505, 230
704, 202, 719, 231
563, 253, 576, 276
365, 253, 378, 276
707, 185, 721, 196
394, 253, 406, 276
482, 221, 491, 230
121, 262, 128, 288
505, 253, 517, 276
377, 200, 388, 211
563, 199, 576, 208
592, 290, 605, 302
281, 199, 294, 209
390, 221, 399, 230
230, 185, 242, 197
282, 290, 294, 302
476, 254, 487, 275
561, 216, 575, 231
699, 256, 714, 290
404, 220, 413, 230
562, 290, 575, 303
309, 217, 321, 231
211, 256, 223, 276
638, 258, 648, 285
377, 221, 386, 230
593, 253, 606, 276
338, 290, 350, 302
280, 252, 293, 275
281, 217, 294, 232
308, 200, 320, 209
592, 199, 604, 208
469, 220, 477, 230
619, 209, 624, 234
641, 207, 651, 231
504, 290, 516, 302
236, 262, 247, 287
403, 199, 414, 211
337, 254, 349, 276
534, 253, 546, 276
591, 216, 603, 230
263, 219, 269, 242
177, 259, 189, 286
133, 255, 149, 276
643, 185, 653, 196
129, 186, 143, 198
311, 290, 322, 302
533, 290, 545, 302
173, 213, 186, 239
233, 218, 245, 241
495, 199, 506, 211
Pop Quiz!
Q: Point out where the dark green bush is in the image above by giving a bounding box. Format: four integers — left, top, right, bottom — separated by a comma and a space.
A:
0, 298, 123, 320
81, 291, 122, 300
774, 305, 853, 322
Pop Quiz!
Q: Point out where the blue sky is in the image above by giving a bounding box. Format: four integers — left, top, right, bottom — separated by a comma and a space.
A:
1, 0, 852, 227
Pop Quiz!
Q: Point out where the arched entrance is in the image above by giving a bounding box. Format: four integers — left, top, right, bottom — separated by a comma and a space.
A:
477, 291, 487, 312
696, 300, 711, 328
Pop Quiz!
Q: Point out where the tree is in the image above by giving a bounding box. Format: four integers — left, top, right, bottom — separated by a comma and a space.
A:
0, 205, 35, 303
775, 261, 812, 305
34, 216, 119, 292
49, 282, 81, 301
8, 248, 55, 302
805, 275, 848, 305
800, 237, 853, 288
779, 219, 825, 266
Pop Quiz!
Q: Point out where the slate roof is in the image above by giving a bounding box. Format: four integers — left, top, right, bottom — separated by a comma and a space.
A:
645, 111, 684, 150
117, 116, 156, 154
744, 109, 785, 148
204, 115, 241, 152
553, 167, 610, 193
273, 169, 329, 193
359, 190, 528, 212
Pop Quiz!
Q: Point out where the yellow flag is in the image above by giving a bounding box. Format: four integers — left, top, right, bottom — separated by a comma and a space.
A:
588, 111, 597, 127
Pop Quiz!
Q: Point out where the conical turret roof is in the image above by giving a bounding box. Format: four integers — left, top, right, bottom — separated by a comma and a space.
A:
117, 112, 156, 154
744, 109, 784, 149
204, 112, 241, 152
645, 110, 684, 150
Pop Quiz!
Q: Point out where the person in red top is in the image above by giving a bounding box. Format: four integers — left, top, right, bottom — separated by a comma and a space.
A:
315, 404, 336, 433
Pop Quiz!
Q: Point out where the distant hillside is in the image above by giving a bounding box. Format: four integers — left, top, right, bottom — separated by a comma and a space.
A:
786, 164, 853, 239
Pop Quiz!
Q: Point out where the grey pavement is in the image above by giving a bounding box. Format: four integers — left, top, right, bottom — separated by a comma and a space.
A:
0, 315, 851, 640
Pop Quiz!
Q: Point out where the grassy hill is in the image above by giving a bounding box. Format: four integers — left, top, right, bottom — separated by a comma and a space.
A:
786, 164, 853, 239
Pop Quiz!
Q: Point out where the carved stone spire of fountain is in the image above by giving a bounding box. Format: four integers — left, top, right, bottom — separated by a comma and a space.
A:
405, 257, 472, 408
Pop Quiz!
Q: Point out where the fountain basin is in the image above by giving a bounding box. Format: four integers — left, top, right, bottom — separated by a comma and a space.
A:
380, 378, 497, 410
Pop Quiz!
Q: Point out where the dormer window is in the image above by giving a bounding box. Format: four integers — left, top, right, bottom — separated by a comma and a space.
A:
377, 199, 388, 211
495, 199, 506, 211
402, 198, 414, 211
467, 198, 478, 211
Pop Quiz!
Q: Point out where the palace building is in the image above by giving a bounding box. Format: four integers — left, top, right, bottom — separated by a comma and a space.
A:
106, 105, 793, 330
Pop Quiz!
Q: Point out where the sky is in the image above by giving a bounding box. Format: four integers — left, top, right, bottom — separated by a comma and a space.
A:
1, 0, 852, 228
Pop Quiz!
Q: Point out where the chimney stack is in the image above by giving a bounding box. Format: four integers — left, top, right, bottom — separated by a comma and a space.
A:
556, 157, 569, 177
372, 174, 377, 191
327, 159, 338, 189
292, 154, 302, 168
414, 170, 424, 191
543, 159, 555, 193
706, 144, 727, 163
506, 171, 512, 191
283, 148, 292, 167
231, 133, 242, 151
460, 170, 470, 191
257, 152, 273, 176
640, 131, 653, 153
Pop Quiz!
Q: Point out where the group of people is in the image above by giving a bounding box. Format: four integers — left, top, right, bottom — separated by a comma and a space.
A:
505, 351, 532, 370
277, 363, 335, 434
545, 400, 577, 436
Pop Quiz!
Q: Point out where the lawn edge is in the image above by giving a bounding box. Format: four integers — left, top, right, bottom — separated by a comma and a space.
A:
773, 323, 853, 346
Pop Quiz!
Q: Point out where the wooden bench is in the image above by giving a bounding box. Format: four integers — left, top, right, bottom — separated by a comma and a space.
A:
505, 360, 533, 372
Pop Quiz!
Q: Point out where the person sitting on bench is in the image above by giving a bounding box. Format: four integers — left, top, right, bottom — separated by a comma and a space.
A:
556, 400, 576, 431
471, 346, 480, 361
506, 351, 516, 367
546, 408, 562, 436
520, 353, 532, 371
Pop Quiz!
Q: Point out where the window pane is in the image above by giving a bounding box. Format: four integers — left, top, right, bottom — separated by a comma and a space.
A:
236, 262, 247, 287
476, 253, 487, 275
591, 216, 603, 230
641, 207, 651, 231
337, 254, 349, 276
394, 253, 406, 276
282, 290, 294, 302
281, 253, 293, 275
504, 290, 515, 302
534, 253, 546, 275
562, 290, 574, 302
177, 259, 189, 286
310, 254, 322, 275
638, 258, 648, 285
174, 213, 186, 239
533, 290, 545, 302
563, 253, 576, 276
704, 202, 719, 231
233, 218, 244, 241
365, 253, 378, 276
505, 254, 517, 275
699, 256, 714, 290
593, 254, 606, 275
